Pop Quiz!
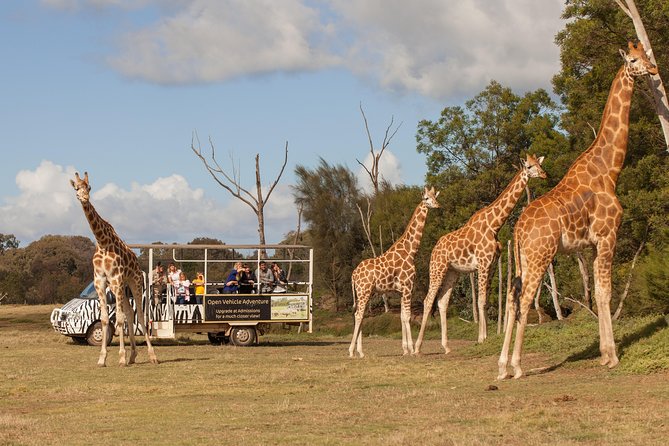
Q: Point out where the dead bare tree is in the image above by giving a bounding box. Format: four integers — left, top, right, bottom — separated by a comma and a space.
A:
356, 104, 402, 195
614, 0, 669, 151
191, 132, 288, 257
0, 292, 7, 304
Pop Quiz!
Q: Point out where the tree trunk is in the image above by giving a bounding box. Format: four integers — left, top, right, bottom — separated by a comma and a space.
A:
616, 0, 669, 152
576, 252, 591, 310
547, 263, 563, 320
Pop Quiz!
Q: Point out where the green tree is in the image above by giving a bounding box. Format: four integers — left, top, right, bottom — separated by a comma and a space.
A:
0, 234, 19, 253
293, 159, 365, 310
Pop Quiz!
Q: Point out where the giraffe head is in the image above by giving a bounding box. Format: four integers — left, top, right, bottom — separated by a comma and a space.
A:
422, 186, 441, 209
521, 154, 547, 179
70, 171, 91, 203
619, 41, 658, 77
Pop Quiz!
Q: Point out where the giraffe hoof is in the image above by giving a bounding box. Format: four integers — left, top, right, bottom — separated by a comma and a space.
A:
607, 357, 619, 369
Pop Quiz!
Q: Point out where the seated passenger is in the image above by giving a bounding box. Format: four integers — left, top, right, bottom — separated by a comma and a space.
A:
271, 262, 288, 292
255, 261, 274, 293
222, 262, 242, 294
238, 264, 256, 294
192, 271, 205, 304
175, 272, 191, 304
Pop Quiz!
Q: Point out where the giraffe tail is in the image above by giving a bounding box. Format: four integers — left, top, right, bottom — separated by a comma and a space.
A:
511, 237, 522, 322
511, 277, 522, 322
351, 277, 357, 313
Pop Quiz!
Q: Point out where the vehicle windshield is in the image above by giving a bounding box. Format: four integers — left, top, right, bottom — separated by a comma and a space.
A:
79, 282, 98, 300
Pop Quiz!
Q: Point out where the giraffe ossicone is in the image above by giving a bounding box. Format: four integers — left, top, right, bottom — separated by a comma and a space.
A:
71, 171, 158, 367
349, 186, 440, 358
497, 42, 657, 380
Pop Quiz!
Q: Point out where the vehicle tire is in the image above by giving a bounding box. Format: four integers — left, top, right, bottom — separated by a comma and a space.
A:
230, 326, 256, 347
86, 321, 113, 346
207, 332, 229, 345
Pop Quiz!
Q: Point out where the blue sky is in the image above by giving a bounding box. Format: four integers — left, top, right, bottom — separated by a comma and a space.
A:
0, 0, 565, 246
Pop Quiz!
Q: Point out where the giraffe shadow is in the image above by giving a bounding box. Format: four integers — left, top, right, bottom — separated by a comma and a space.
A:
526, 315, 668, 377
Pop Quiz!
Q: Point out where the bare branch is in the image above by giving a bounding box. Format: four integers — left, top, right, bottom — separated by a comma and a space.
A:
263, 142, 289, 208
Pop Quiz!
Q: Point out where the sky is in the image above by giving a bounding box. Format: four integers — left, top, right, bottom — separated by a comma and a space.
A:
0, 0, 566, 247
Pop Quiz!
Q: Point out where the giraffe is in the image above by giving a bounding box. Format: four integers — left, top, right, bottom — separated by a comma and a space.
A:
349, 186, 441, 358
70, 172, 158, 367
413, 154, 547, 355
497, 42, 658, 380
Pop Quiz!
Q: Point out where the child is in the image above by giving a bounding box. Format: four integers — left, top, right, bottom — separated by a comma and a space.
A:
175, 271, 191, 304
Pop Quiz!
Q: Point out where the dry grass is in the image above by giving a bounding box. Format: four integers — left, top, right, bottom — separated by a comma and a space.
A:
1, 304, 668, 445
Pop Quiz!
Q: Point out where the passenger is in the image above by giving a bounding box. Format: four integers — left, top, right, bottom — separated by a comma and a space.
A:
150, 262, 167, 307
255, 261, 274, 293
238, 264, 256, 294
192, 271, 205, 304
271, 263, 288, 293
167, 263, 181, 287
222, 262, 242, 294
175, 271, 191, 304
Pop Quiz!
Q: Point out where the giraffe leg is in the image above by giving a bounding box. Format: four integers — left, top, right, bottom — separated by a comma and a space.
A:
497, 287, 517, 380
509, 269, 545, 379
437, 288, 453, 354
476, 265, 491, 343
593, 238, 619, 368
110, 283, 127, 367
349, 288, 369, 358
121, 295, 138, 365
435, 270, 458, 354
414, 263, 448, 355
129, 279, 159, 365
400, 285, 414, 355
93, 276, 109, 367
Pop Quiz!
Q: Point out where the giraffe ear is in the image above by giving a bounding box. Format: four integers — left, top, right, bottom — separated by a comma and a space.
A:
435, 190, 440, 198
619, 48, 627, 60
70, 179, 76, 188
537, 156, 545, 165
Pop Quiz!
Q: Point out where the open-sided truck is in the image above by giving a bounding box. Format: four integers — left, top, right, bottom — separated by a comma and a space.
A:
51, 244, 313, 346
138, 243, 314, 346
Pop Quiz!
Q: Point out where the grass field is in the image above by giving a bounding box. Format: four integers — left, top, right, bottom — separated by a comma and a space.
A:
1, 304, 668, 445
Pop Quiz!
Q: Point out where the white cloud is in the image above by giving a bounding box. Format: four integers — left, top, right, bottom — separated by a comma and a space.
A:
84, 0, 564, 99
107, 0, 340, 84
0, 161, 298, 246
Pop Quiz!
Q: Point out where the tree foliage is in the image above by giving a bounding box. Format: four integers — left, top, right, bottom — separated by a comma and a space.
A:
293, 159, 365, 310
0, 235, 95, 304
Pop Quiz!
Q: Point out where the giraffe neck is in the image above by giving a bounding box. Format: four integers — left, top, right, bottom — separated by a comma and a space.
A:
479, 169, 528, 233
81, 200, 122, 249
584, 66, 635, 181
387, 202, 428, 260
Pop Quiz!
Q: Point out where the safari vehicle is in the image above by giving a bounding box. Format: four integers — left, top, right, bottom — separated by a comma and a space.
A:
50, 244, 313, 346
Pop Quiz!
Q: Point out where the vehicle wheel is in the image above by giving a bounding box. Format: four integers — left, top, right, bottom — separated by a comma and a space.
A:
86, 321, 113, 346
230, 327, 256, 347
207, 332, 229, 345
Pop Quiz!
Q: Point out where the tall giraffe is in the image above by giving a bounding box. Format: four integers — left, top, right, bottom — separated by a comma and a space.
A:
349, 187, 441, 358
413, 154, 546, 354
497, 42, 658, 380
71, 172, 158, 367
